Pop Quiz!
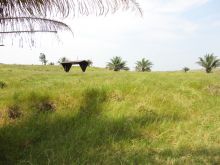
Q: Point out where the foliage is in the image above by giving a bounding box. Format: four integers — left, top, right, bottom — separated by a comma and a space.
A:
58, 57, 69, 64
87, 60, 93, 66
0, 65, 220, 164
39, 53, 48, 65
0, 0, 141, 46
106, 56, 129, 71
183, 67, 190, 73
136, 58, 153, 72
48, 62, 55, 65
197, 54, 220, 73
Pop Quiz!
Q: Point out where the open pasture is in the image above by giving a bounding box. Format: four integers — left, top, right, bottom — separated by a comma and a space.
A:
0, 65, 220, 164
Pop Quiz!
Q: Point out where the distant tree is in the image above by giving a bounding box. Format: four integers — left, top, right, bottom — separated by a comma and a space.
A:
48, 62, 55, 65
197, 54, 220, 73
58, 57, 69, 64
87, 60, 93, 67
123, 67, 130, 71
183, 67, 190, 73
135, 58, 153, 72
39, 53, 47, 65
106, 56, 128, 71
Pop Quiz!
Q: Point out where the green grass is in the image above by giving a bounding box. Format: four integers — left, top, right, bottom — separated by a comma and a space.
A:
0, 64, 220, 164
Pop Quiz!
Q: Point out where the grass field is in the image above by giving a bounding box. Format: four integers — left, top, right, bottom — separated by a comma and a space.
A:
0, 64, 220, 164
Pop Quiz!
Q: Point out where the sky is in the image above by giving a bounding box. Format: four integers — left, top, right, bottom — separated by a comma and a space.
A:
0, 0, 220, 71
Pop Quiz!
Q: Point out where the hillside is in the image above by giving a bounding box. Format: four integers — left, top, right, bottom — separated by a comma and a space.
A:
0, 64, 220, 164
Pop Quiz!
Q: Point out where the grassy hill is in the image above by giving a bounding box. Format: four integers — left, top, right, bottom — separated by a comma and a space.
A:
0, 64, 220, 164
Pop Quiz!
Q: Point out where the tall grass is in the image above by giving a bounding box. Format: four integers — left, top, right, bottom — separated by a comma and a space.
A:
0, 64, 220, 164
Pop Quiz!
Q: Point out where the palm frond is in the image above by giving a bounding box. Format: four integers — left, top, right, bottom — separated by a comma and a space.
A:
0, 16, 72, 46
0, 0, 142, 18
0, 17, 71, 32
0, 0, 141, 46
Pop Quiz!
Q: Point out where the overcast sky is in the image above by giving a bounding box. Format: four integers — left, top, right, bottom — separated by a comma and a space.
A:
1, 0, 220, 71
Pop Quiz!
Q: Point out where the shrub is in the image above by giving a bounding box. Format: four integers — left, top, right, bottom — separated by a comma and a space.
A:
48, 62, 55, 65
183, 67, 190, 73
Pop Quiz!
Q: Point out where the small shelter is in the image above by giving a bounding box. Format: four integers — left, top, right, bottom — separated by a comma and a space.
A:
61, 60, 89, 72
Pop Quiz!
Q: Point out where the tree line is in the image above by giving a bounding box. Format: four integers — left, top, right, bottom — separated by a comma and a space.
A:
39, 53, 220, 73
106, 54, 220, 73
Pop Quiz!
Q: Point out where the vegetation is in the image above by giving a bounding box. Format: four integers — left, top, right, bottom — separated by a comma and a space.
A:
135, 58, 153, 72
183, 67, 190, 73
0, 81, 7, 89
39, 53, 48, 65
58, 57, 69, 64
106, 56, 129, 71
197, 54, 220, 73
87, 60, 93, 67
0, 64, 220, 164
48, 62, 55, 65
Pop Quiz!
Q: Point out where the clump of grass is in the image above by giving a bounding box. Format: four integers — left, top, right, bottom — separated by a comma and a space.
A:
28, 92, 56, 113
7, 105, 22, 119
0, 81, 7, 89
38, 101, 56, 112
205, 84, 220, 96
108, 90, 124, 102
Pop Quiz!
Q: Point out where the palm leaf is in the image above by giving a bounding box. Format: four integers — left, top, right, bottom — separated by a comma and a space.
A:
0, 0, 141, 46
0, 0, 142, 18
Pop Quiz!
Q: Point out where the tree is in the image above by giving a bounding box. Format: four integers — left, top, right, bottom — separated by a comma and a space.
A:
135, 58, 153, 72
39, 53, 47, 65
58, 57, 69, 64
106, 56, 129, 71
197, 54, 220, 73
0, 1, 141, 46
183, 67, 190, 73
87, 60, 93, 67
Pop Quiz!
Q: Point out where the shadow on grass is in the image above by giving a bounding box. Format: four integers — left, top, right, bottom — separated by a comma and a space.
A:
0, 88, 219, 164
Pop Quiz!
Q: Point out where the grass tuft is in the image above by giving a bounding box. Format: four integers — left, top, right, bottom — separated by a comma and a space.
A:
7, 105, 22, 119
0, 81, 7, 89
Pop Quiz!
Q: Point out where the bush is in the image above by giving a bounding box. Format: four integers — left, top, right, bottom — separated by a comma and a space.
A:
183, 67, 190, 73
